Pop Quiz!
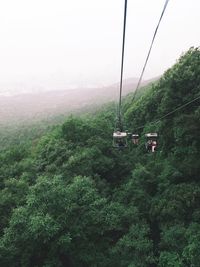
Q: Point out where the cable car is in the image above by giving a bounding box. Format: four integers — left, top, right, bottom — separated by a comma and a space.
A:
132, 134, 139, 145
113, 131, 128, 148
145, 133, 158, 152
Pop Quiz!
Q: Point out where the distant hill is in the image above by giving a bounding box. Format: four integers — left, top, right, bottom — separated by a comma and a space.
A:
0, 77, 157, 125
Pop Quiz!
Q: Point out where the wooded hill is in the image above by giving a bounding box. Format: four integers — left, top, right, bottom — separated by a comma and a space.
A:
0, 47, 199, 267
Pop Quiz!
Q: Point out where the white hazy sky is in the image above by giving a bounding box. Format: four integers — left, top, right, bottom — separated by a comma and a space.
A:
0, 0, 199, 90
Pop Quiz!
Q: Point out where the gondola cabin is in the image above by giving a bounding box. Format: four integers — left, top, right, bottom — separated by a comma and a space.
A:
145, 133, 158, 152
113, 131, 128, 148
132, 134, 139, 145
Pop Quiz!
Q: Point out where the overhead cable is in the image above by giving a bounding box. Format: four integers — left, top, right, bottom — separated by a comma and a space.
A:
135, 94, 200, 130
118, 0, 128, 130
132, 0, 170, 102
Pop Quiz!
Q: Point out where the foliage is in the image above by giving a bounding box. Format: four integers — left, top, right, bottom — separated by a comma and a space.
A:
0, 47, 200, 266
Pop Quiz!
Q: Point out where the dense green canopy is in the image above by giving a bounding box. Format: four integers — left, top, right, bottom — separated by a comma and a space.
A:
0, 47, 200, 266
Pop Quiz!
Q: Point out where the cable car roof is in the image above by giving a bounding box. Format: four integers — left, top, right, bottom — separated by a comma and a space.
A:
145, 133, 158, 137
113, 132, 127, 138
132, 134, 139, 137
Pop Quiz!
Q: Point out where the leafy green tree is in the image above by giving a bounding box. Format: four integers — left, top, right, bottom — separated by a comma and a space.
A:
0, 47, 200, 266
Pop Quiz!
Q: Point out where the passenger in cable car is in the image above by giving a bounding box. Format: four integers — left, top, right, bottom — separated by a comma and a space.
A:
146, 140, 152, 152
152, 140, 157, 152
132, 135, 139, 145
146, 139, 157, 152
117, 138, 125, 147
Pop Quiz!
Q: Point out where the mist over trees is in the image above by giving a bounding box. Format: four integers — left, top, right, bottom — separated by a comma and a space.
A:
0, 78, 153, 126
0, 47, 199, 267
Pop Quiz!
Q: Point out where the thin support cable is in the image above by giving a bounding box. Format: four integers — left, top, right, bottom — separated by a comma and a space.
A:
118, 0, 128, 130
135, 94, 200, 130
132, 0, 170, 102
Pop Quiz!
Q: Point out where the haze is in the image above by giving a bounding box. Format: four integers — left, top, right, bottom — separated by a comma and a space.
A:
0, 0, 199, 93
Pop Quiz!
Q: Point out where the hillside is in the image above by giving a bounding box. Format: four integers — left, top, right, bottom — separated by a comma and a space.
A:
0, 47, 199, 267
0, 78, 155, 125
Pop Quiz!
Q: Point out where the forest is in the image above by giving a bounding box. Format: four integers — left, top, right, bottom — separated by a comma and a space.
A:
0, 47, 200, 267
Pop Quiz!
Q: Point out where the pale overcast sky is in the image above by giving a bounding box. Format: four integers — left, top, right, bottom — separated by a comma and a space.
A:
0, 0, 199, 90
